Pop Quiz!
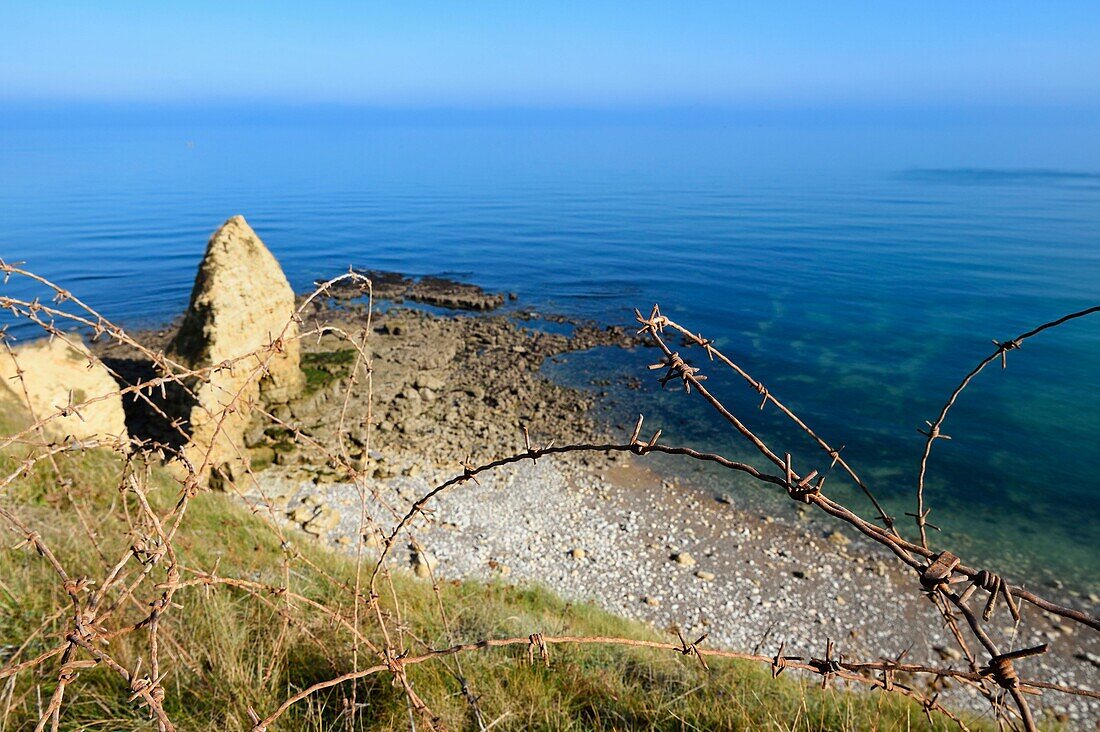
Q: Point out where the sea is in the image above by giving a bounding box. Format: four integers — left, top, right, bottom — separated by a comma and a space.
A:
2, 108, 1098, 594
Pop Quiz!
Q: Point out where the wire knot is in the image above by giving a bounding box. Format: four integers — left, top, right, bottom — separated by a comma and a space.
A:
918, 420, 951, 441
62, 576, 90, 596
771, 640, 801, 678
959, 569, 1019, 622
461, 458, 481, 485
383, 648, 408, 683
788, 469, 821, 503
676, 629, 710, 670
634, 304, 668, 334
15, 530, 42, 552
986, 655, 1018, 689
980, 644, 1047, 690
649, 351, 706, 393
992, 338, 1021, 368
527, 633, 549, 667
919, 551, 960, 593
809, 639, 842, 689
521, 426, 539, 462
754, 381, 770, 409
128, 673, 166, 707
57, 659, 96, 684
974, 569, 1000, 592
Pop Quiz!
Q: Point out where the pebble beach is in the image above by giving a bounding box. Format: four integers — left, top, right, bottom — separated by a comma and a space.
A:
235, 295, 1100, 726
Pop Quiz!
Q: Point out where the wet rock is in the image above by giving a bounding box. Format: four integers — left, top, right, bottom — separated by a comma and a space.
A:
327, 270, 506, 311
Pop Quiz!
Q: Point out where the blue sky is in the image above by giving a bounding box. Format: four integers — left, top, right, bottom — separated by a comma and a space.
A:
1, 2, 1099, 110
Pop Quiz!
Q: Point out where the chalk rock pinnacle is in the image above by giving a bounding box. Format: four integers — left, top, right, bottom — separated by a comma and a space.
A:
172, 216, 301, 482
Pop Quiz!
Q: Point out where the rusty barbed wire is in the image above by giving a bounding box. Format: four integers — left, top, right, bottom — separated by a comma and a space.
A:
630, 303, 1100, 731
913, 305, 1100, 549
0, 260, 1096, 732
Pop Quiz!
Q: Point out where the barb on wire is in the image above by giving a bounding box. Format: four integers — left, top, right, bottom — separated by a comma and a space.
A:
634, 303, 1100, 730
1, 265, 1096, 732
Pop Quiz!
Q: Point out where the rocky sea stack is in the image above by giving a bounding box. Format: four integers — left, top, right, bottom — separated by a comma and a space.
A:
170, 215, 302, 483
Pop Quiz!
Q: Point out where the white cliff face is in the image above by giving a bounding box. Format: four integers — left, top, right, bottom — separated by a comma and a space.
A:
171, 215, 302, 483
0, 336, 129, 445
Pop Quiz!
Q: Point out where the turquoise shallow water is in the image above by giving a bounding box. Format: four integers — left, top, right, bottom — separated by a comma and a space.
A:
1, 117, 1098, 591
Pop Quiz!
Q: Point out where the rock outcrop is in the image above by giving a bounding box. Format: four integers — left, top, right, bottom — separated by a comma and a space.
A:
324, 270, 507, 311
0, 336, 128, 444
171, 216, 302, 483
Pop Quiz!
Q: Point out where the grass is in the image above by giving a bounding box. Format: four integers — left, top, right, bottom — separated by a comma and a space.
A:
301, 349, 359, 394
0, 403, 975, 731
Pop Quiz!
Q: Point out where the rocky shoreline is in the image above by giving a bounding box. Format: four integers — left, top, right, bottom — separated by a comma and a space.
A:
242, 291, 1099, 726
18, 217, 1095, 726
66, 212, 1096, 725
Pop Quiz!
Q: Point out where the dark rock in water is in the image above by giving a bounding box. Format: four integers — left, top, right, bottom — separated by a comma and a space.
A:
415, 276, 505, 310
321, 269, 506, 311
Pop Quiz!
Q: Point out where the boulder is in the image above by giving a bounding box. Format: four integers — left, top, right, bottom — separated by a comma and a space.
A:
0, 336, 128, 444
170, 216, 302, 482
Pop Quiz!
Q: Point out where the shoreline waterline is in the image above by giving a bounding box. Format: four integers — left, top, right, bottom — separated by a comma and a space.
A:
225, 295, 1099, 722
4, 120, 1098, 594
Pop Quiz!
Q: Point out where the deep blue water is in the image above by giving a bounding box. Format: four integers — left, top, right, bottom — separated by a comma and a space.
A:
1, 117, 1098, 592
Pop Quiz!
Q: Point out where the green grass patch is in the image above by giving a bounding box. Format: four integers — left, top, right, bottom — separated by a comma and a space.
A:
0, 403, 987, 731
301, 349, 358, 394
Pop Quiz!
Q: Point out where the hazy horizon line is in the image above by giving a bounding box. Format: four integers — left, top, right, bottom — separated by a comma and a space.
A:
4, 99, 1100, 129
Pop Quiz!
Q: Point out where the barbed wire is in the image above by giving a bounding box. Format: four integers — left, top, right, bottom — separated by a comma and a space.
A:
0, 261, 1096, 731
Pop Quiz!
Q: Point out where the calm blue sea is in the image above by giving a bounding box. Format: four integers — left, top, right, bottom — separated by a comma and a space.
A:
2, 113, 1098, 592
